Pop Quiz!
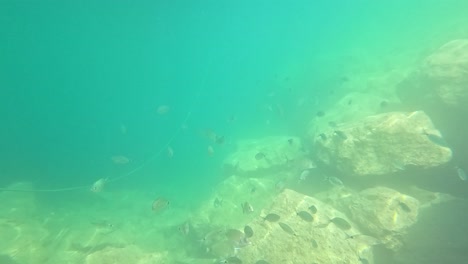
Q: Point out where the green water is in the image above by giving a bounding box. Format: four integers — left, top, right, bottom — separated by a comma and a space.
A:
1, 1, 468, 263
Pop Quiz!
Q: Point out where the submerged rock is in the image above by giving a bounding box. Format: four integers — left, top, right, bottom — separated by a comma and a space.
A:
235, 189, 372, 264
340, 186, 419, 251
398, 39, 468, 110
313, 111, 452, 176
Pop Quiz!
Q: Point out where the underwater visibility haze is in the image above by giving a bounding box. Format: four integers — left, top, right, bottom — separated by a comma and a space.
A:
1, 1, 468, 263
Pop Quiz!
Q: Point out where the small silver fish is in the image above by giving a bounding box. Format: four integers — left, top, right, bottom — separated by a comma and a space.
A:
299, 170, 310, 182
241, 202, 254, 214
178, 221, 190, 236
325, 176, 344, 187
90, 178, 108, 193
456, 166, 467, 181
152, 197, 170, 212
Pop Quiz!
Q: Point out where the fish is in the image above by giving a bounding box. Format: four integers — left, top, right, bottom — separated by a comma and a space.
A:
178, 221, 190, 236
347, 234, 381, 246
333, 130, 348, 140
328, 121, 337, 127
167, 146, 174, 158
244, 225, 254, 238
156, 105, 170, 115
111, 155, 130, 165
398, 201, 411, 212
207, 145, 215, 156
319, 133, 327, 141
215, 135, 225, 145
275, 179, 286, 192
241, 202, 254, 214
424, 132, 449, 147
316, 111, 325, 117
311, 239, 318, 248
308, 205, 318, 214
299, 170, 310, 182
330, 217, 351, 230
296, 211, 314, 222
214, 197, 223, 208
263, 213, 281, 222
255, 261, 270, 264
255, 152, 266, 160
380, 100, 388, 108
325, 176, 344, 187
152, 197, 170, 212
278, 222, 296, 236
90, 178, 108, 193
456, 166, 467, 181
287, 138, 294, 145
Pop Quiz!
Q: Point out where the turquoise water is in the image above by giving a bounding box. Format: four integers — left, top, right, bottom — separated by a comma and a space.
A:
1, 1, 468, 263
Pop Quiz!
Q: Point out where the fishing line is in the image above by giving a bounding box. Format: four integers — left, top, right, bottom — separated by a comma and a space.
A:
0, 86, 204, 193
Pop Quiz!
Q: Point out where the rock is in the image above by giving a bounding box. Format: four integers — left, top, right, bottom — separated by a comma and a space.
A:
313, 111, 452, 176
339, 187, 419, 251
236, 189, 373, 264
85, 245, 168, 264
422, 39, 468, 107
223, 136, 306, 177
398, 39, 468, 110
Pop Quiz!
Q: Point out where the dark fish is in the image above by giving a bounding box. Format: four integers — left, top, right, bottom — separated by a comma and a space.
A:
244, 225, 254, 238
250, 186, 257, 194
152, 197, 169, 212
333, 130, 348, 140
347, 99, 352, 105
214, 197, 223, 208
255, 261, 270, 264
278, 222, 296, 236
215, 135, 225, 145
316, 111, 325, 117
328, 121, 337, 127
308, 205, 318, 214
330, 217, 351, 230
297, 211, 314, 222
241, 202, 254, 214
255, 152, 266, 160
380, 100, 388, 108
319, 133, 327, 140
398, 201, 411, 212
311, 239, 318, 248
263, 213, 281, 222
287, 138, 294, 145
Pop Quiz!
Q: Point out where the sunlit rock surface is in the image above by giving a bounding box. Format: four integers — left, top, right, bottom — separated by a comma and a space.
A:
337, 187, 419, 251
223, 136, 306, 177
236, 189, 373, 264
313, 111, 452, 176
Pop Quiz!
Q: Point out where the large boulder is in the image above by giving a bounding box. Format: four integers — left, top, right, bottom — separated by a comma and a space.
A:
398, 39, 468, 110
235, 189, 374, 264
337, 187, 420, 251
313, 111, 452, 176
